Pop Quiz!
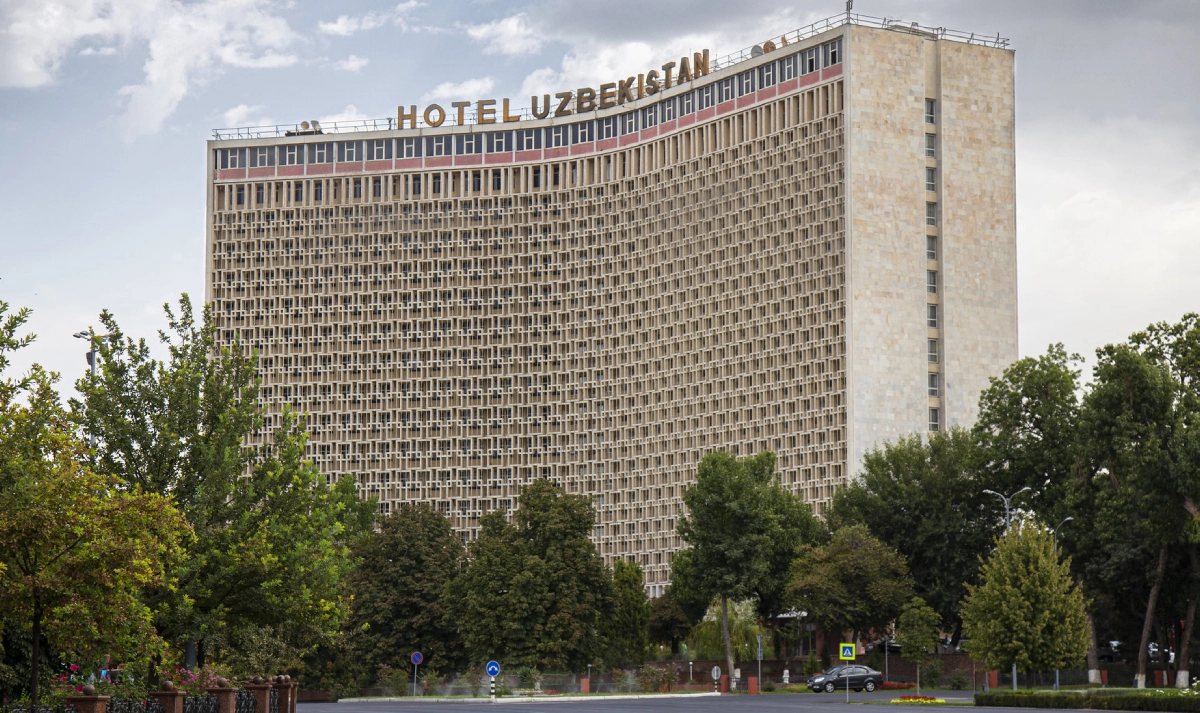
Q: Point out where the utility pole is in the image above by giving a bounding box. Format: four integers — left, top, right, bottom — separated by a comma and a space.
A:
982, 486, 1032, 691
73, 330, 104, 449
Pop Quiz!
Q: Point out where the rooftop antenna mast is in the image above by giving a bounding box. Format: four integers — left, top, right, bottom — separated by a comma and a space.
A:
846, 0, 853, 22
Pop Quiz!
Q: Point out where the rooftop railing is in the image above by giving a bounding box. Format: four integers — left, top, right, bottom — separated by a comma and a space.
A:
212, 11, 1008, 140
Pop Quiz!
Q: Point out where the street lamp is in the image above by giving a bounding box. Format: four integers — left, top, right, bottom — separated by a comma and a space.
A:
982, 486, 1031, 691
689, 661, 693, 682
73, 330, 104, 448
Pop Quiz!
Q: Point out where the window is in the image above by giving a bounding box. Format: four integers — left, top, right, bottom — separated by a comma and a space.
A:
928, 373, 940, 397
620, 111, 638, 135
929, 407, 940, 432
927, 270, 938, 294
220, 148, 246, 169
925, 99, 936, 123
427, 136, 450, 157
255, 184, 264, 204
803, 48, 820, 74
759, 61, 776, 87
698, 85, 715, 110
928, 339, 939, 363
927, 236, 937, 261
599, 117, 617, 140
737, 70, 755, 96
251, 147, 273, 167
352, 179, 362, 199
824, 38, 842, 66
310, 143, 333, 164
641, 104, 658, 128
368, 139, 390, 160
338, 141, 360, 162
926, 167, 937, 192
780, 54, 798, 81
492, 171, 501, 190
281, 145, 302, 165
488, 131, 513, 153
399, 137, 421, 158
456, 134, 482, 155
373, 177, 382, 197
572, 121, 594, 143
925, 134, 937, 158
660, 98, 676, 121
926, 202, 938, 226
314, 182, 323, 200
717, 77, 735, 102
549, 125, 569, 148
679, 91, 695, 115
293, 182, 303, 201
927, 304, 938, 328
517, 129, 540, 151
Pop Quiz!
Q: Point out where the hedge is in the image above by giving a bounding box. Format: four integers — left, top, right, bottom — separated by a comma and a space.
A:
975, 692, 1200, 712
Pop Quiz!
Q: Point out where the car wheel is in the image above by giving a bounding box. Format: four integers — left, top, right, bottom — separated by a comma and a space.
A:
865, 681, 876, 692
824, 682, 836, 693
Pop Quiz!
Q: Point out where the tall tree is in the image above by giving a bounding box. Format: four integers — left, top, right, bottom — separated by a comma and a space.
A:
830, 429, 999, 642
347, 504, 465, 676
960, 520, 1091, 682
647, 589, 691, 655
604, 559, 648, 667
786, 525, 913, 649
71, 296, 373, 673
0, 301, 186, 704
446, 479, 610, 671
677, 451, 821, 679
896, 597, 940, 695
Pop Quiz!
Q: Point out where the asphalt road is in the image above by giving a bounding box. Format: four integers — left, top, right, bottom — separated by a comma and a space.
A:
299, 690, 1045, 713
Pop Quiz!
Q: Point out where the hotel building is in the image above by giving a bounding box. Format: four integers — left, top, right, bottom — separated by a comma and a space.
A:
206, 14, 1016, 592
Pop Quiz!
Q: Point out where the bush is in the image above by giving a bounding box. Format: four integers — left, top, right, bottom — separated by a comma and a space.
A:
762, 679, 776, 692
974, 692, 1200, 712
515, 666, 541, 689
947, 671, 968, 690
919, 659, 944, 688
882, 681, 916, 690
376, 664, 409, 696
803, 656, 823, 676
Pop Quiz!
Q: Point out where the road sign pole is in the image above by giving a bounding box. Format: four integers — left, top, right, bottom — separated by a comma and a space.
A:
413, 662, 418, 697
490, 676, 495, 699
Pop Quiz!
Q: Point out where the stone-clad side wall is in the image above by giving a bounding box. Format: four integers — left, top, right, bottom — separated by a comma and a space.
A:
845, 26, 931, 476
939, 42, 1017, 430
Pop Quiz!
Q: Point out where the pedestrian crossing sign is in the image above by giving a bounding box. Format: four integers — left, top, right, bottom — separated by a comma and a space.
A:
840, 643, 855, 660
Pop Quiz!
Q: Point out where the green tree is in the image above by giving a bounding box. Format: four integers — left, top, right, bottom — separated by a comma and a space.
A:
346, 504, 465, 678
446, 479, 610, 670
896, 597, 940, 694
677, 451, 821, 678
0, 301, 187, 703
787, 525, 912, 652
960, 520, 1090, 682
604, 560, 648, 667
830, 429, 1000, 642
647, 589, 691, 655
71, 297, 373, 674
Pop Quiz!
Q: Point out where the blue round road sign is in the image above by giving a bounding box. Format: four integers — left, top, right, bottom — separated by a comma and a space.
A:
486, 661, 500, 677
411, 651, 423, 665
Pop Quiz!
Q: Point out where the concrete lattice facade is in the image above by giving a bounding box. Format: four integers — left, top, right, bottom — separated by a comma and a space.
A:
206, 19, 1015, 592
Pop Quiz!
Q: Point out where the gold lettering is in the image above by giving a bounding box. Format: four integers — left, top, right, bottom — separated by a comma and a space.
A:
576, 87, 597, 112
451, 101, 471, 125
531, 94, 551, 119
554, 91, 573, 117
617, 78, 636, 104
397, 104, 418, 130
637, 73, 645, 99
646, 69, 660, 95
678, 57, 692, 83
477, 99, 496, 124
502, 98, 521, 122
661, 61, 676, 89
423, 104, 446, 127
599, 82, 617, 109
693, 49, 710, 77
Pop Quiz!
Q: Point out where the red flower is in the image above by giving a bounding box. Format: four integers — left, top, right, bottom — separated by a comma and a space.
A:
70, 664, 81, 672
76, 686, 84, 693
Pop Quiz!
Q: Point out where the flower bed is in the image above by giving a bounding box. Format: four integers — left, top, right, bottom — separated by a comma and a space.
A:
891, 694, 946, 705
883, 681, 917, 690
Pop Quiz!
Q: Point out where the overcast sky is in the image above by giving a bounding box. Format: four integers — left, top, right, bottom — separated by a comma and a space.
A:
2, 0, 1198, 392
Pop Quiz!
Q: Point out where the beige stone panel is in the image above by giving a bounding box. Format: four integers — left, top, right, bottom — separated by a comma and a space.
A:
938, 41, 1017, 429
845, 26, 930, 476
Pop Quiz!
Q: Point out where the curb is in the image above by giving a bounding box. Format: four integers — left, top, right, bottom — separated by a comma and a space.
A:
338, 692, 723, 704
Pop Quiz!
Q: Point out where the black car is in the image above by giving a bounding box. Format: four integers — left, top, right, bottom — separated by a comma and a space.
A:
808, 665, 884, 693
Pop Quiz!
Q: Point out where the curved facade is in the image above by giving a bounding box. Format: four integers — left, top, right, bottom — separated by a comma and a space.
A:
206, 20, 1016, 592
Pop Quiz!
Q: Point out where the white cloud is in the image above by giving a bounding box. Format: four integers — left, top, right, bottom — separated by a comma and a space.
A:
420, 76, 495, 104
80, 46, 117, 56
317, 104, 372, 124
219, 103, 272, 127
465, 13, 542, 56
332, 54, 369, 72
0, 0, 299, 139
317, 1, 422, 36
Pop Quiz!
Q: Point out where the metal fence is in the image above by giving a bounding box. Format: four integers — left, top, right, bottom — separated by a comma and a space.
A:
107, 699, 163, 713
211, 11, 1009, 140
182, 695, 217, 713
0, 703, 78, 713
233, 691, 255, 713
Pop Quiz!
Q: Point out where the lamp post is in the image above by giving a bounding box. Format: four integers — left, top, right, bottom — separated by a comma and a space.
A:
689, 662, 693, 682
982, 486, 1031, 691
1049, 517, 1074, 691
73, 330, 105, 448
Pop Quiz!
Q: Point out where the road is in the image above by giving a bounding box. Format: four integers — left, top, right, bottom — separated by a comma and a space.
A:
299, 690, 1045, 712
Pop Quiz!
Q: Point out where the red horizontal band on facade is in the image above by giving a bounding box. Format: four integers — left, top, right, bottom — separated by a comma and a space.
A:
779, 78, 799, 93
570, 143, 595, 156
544, 147, 569, 159
365, 160, 392, 172
678, 114, 696, 128
219, 169, 247, 180
659, 119, 678, 134
248, 167, 273, 178
697, 107, 716, 121
596, 139, 617, 151
620, 133, 638, 146
425, 157, 452, 168
454, 155, 483, 166
277, 165, 304, 177
335, 162, 362, 173
485, 153, 514, 164
717, 100, 735, 115
515, 150, 542, 162
306, 164, 332, 174
757, 86, 778, 101
640, 127, 658, 141
396, 158, 422, 170
822, 64, 843, 79
800, 72, 820, 87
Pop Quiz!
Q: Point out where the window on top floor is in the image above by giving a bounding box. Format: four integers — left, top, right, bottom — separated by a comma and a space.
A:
802, 47, 820, 74
548, 125, 569, 148
338, 141, 361, 162
759, 61, 777, 88
281, 145, 302, 165
367, 139, 391, 160
308, 143, 332, 164
780, 53, 799, 81
598, 117, 617, 140
620, 111, 638, 135
660, 97, 676, 121
824, 38, 842, 66
456, 134, 482, 155
679, 91, 695, 115
488, 131, 513, 153
427, 135, 450, 157
399, 137, 421, 158
697, 84, 715, 110
572, 121, 594, 143
219, 148, 246, 169
717, 77, 735, 102
641, 104, 658, 128
250, 147, 274, 167
516, 129, 540, 151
